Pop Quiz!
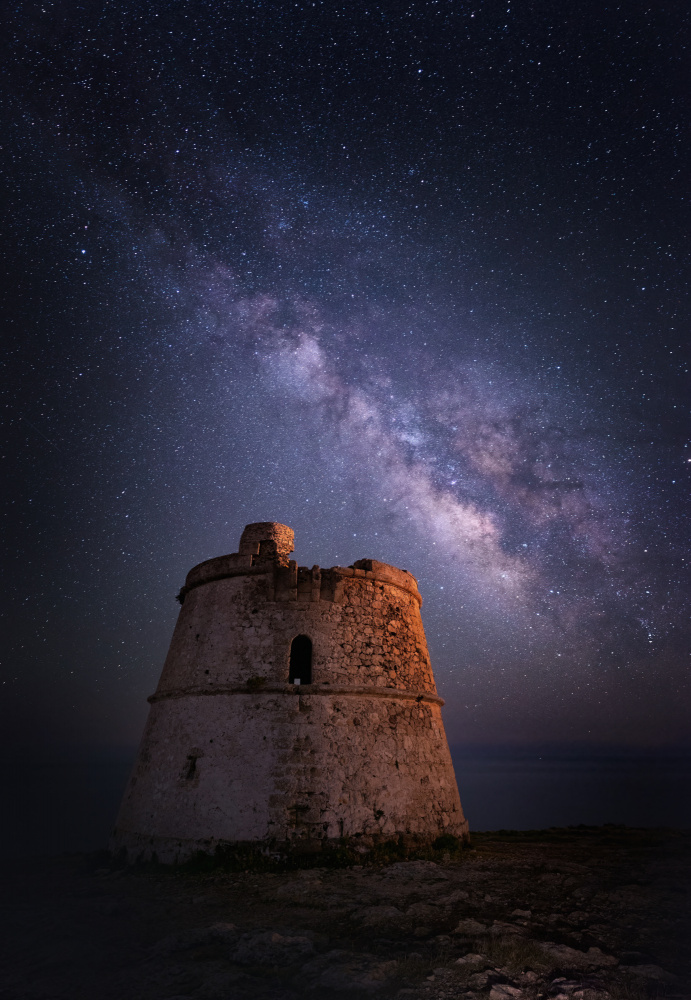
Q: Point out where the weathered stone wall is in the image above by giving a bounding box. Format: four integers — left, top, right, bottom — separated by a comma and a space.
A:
112, 523, 468, 863
113, 690, 463, 863
160, 567, 435, 697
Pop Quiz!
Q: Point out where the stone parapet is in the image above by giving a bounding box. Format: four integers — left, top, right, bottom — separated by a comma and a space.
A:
179, 556, 422, 606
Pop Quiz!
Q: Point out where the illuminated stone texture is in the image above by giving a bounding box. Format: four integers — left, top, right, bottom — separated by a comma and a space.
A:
112, 523, 468, 862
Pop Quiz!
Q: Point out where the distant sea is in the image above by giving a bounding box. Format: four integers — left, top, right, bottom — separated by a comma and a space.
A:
3, 745, 690, 859
452, 745, 691, 832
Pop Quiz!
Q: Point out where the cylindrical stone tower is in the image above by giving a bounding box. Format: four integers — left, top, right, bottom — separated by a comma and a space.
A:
112, 523, 468, 862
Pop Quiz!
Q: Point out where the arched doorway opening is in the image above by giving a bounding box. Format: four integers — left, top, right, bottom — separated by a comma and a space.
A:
289, 635, 312, 684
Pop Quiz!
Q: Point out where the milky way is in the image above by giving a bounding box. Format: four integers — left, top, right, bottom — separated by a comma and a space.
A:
2, 1, 688, 751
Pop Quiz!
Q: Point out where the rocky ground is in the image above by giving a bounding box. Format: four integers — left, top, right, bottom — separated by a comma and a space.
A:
0, 827, 689, 1000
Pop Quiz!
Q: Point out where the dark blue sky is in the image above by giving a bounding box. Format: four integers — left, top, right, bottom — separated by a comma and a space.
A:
2, 0, 689, 760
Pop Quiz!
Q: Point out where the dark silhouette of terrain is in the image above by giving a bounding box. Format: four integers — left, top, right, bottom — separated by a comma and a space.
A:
0, 827, 688, 999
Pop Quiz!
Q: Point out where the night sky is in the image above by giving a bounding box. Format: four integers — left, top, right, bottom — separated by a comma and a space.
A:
2, 0, 689, 810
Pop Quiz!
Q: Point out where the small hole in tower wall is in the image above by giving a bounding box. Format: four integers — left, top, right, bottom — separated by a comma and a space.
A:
289, 634, 312, 684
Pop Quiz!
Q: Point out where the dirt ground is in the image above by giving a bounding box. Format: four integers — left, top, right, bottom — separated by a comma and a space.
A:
0, 827, 689, 1000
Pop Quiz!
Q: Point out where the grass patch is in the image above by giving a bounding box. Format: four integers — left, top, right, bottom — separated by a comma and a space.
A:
393, 952, 436, 985
608, 973, 673, 1000
112, 832, 472, 874
483, 934, 550, 973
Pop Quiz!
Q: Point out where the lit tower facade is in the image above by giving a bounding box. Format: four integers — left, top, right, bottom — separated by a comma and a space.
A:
112, 522, 468, 862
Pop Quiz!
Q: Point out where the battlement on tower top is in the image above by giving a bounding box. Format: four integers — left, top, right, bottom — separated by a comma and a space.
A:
178, 523, 421, 605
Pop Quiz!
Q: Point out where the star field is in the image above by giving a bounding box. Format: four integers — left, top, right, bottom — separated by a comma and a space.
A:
1, 0, 689, 753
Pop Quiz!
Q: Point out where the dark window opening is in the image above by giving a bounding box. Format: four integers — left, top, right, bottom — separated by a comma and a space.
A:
289, 634, 312, 684
184, 755, 198, 780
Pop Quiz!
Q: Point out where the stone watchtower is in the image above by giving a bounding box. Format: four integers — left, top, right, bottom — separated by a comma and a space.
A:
112, 523, 468, 862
